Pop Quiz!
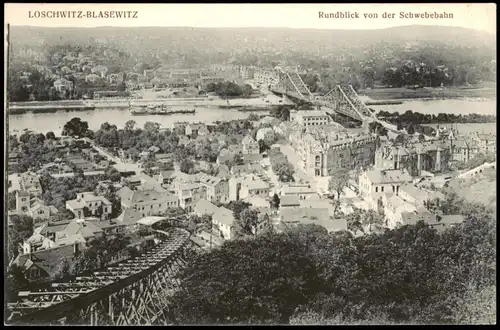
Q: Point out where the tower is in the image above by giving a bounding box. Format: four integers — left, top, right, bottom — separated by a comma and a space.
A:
16, 190, 31, 213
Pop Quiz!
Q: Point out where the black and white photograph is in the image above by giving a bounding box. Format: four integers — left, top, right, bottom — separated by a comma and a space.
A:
4, 3, 496, 325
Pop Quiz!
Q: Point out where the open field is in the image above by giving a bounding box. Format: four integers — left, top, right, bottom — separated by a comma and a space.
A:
447, 168, 497, 208
359, 85, 497, 100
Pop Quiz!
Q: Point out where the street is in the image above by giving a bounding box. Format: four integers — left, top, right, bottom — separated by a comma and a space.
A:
83, 137, 143, 174
278, 144, 317, 192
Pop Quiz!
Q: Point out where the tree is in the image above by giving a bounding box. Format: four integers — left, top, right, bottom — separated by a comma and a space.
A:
328, 168, 350, 200
45, 131, 56, 140
234, 208, 259, 237
62, 117, 90, 137
180, 158, 195, 174
104, 166, 121, 182
124, 120, 136, 131
117, 81, 126, 92
168, 232, 323, 324
5, 264, 29, 303
394, 134, 406, 144
226, 200, 252, 220
407, 124, 415, 135
360, 209, 386, 232
418, 133, 426, 142
54, 258, 71, 281
270, 193, 281, 209
8, 191, 17, 211
8, 214, 34, 261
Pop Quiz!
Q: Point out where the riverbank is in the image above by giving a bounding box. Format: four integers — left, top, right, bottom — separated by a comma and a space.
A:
359, 86, 497, 101
7, 95, 289, 114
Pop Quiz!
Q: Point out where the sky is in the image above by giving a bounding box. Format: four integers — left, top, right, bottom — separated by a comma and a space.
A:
4, 3, 497, 34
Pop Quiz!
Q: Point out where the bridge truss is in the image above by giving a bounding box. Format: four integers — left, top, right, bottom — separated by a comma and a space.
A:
273, 70, 314, 101
271, 70, 378, 121
7, 228, 193, 326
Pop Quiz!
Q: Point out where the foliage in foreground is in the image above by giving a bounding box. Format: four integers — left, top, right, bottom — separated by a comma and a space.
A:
168, 203, 495, 325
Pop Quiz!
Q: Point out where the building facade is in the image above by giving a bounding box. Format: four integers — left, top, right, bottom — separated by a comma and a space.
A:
375, 140, 451, 176
290, 127, 377, 177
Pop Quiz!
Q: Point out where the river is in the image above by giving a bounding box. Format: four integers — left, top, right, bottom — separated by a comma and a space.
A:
7, 106, 253, 135
8, 98, 497, 135
369, 98, 496, 116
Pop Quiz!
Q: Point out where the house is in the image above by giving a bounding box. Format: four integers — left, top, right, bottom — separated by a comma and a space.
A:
91, 65, 108, 78
280, 195, 301, 209
196, 173, 229, 203
22, 233, 57, 254
398, 182, 445, 209
13, 191, 59, 222
66, 192, 113, 220
11, 244, 79, 283
229, 173, 270, 201
401, 212, 465, 232
382, 194, 418, 228
185, 123, 208, 137
242, 135, 260, 155
117, 186, 178, 217
158, 170, 176, 185
176, 183, 206, 212
281, 183, 318, 200
53, 78, 74, 92
358, 169, 413, 209
193, 199, 235, 240
36, 219, 104, 245
256, 127, 276, 142
14, 171, 43, 196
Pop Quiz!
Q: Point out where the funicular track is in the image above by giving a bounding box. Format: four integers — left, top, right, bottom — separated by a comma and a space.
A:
7, 228, 192, 325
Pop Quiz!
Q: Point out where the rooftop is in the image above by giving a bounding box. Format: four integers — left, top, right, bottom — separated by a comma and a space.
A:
280, 195, 301, 207
365, 169, 413, 184
241, 174, 270, 190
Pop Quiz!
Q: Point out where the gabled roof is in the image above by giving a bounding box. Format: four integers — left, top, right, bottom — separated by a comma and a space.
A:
280, 195, 301, 207
242, 135, 257, 145
241, 174, 269, 190
116, 208, 144, 225
365, 169, 413, 184
194, 199, 221, 216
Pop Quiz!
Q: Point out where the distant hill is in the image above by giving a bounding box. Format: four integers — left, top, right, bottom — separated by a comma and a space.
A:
9, 25, 495, 52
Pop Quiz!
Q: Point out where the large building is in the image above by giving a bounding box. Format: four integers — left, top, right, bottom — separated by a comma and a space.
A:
290, 126, 377, 177
472, 133, 496, 154
66, 192, 113, 220
254, 69, 278, 87
229, 173, 270, 201
117, 187, 179, 217
375, 140, 452, 177
450, 138, 480, 163
290, 110, 332, 127
358, 168, 413, 210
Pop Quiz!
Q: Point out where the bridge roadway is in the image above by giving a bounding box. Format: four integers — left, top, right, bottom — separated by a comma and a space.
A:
271, 86, 398, 134
7, 228, 191, 326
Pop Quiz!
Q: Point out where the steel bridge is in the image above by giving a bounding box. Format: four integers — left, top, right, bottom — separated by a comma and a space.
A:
7, 227, 193, 326
271, 70, 397, 132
